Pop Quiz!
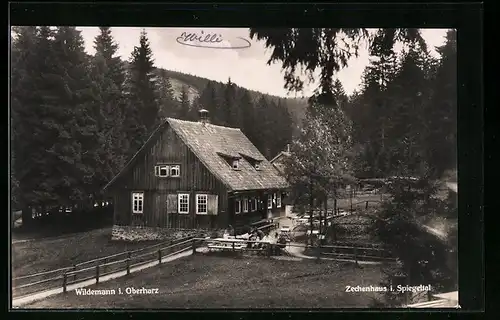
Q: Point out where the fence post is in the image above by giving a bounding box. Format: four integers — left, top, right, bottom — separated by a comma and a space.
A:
73, 265, 77, 283
158, 249, 162, 264
63, 272, 67, 293
354, 247, 358, 267
365, 201, 368, 209
126, 252, 131, 275
192, 240, 197, 254
232, 241, 235, 253
95, 265, 100, 284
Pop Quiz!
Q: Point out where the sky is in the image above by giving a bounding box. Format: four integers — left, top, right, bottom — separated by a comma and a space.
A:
77, 27, 448, 97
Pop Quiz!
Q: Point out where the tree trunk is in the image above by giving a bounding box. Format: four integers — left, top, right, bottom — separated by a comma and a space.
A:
323, 195, 328, 242
309, 180, 314, 246
318, 197, 323, 245
21, 206, 33, 229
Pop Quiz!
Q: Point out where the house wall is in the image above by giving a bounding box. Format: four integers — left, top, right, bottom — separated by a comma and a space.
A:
112, 125, 229, 229
230, 190, 287, 228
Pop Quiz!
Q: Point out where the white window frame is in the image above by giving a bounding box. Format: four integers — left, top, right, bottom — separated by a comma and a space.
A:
235, 198, 241, 214
232, 159, 240, 169
178, 193, 189, 214
196, 194, 208, 215
254, 161, 261, 170
155, 165, 169, 177
242, 197, 248, 213
170, 165, 180, 177
276, 193, 282, 208
132, 192, 144, 214
267, 194, 273, 209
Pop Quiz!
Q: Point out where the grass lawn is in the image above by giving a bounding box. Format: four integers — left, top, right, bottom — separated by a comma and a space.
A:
12, 227, 163, 279
24, 254, 385, 309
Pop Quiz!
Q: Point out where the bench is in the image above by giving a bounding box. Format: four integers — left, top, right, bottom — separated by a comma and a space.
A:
207, 243, 245, 252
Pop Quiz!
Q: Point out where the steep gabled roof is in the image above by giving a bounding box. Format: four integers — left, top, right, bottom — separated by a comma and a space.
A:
167, 118, 289, 191
103, 118, 290, 192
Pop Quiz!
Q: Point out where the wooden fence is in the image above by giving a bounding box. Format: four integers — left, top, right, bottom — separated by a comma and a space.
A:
13, 228, 395, 300
190, 237, 397, 265
317, 243, 397, 263
12, 236, 196, 298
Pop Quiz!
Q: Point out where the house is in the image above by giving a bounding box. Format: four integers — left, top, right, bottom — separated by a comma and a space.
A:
103, 109, 290, 231
270, 144, 291, 175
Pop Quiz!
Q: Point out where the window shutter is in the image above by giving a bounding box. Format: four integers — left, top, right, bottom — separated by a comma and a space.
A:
155, 166, 159, 177
208, 194, 218, 215
166, 194, 177, 214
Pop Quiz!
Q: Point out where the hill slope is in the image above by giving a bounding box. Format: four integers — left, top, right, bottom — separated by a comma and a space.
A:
158, 69, 309, 125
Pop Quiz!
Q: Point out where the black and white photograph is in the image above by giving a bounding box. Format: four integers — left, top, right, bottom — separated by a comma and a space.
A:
10, 25, 459, 309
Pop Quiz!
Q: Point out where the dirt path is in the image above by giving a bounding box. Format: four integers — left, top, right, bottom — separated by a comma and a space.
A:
13, 247, 206, 308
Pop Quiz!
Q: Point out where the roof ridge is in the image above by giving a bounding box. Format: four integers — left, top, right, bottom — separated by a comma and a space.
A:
166, 117, 242, 131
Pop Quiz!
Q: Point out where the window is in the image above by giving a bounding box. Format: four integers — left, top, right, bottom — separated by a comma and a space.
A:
242, 197, 248, 213
178, 194, 189, 214
170, 165, 180, 177
252, 198, 258, 211
235, 198, 241, 214
267, 194, 273, 209
155, 165, 169, 177
232, 159, 240, 169
254, 161, 261, 170
276, 193, 282, 208
196, 194, 208, 215
132, 192, 144, 214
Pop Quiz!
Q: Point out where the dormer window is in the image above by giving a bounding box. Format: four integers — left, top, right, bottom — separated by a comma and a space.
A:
232, 159, 240, 170
253, 161, 262, 170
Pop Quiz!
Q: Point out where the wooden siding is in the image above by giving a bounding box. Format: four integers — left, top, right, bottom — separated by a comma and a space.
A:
229, 190, 287, 228
111, 125, 228, 229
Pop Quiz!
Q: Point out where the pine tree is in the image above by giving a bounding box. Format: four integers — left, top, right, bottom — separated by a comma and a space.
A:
90, 27, 127, 192
221, 77, 238, 127
239, 90, 257, 143
49, 26, 98, 206
384, 46, 431, 177
124, 29, 159, 158
253, 95, 273, 158
196, 81, 222, 125
267, 99, 294, 157
156, 69, 177, 119
176, 85, 191, 120
332, 79, 349, 111
357, 50, 400, 177
424, 30, 457, 177
11, 26, 40, 225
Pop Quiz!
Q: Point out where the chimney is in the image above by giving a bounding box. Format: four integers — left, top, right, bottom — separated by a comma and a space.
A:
198, 108, 210, 124
286, 143, 290, 153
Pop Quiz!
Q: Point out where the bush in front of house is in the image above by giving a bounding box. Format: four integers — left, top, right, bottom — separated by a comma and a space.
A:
111, 225, 202, 242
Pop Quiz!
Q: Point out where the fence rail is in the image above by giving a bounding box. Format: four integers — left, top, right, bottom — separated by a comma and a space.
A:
12, 235, 196, 298
13, 230, 398, 299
